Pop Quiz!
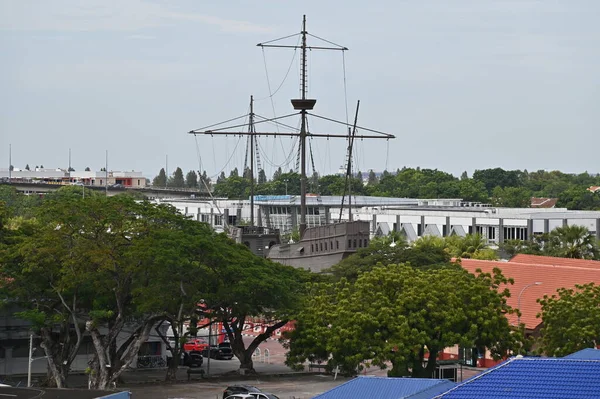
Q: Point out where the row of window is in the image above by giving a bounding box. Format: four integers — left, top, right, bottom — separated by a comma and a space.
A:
310, 237, 368, 253
269, 206, 320, 215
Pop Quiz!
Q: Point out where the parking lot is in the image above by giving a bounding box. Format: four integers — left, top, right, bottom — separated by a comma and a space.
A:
125, 374, 352, 399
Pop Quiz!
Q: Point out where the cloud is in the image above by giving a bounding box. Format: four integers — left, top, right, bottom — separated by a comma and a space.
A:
0, 0, 273, 34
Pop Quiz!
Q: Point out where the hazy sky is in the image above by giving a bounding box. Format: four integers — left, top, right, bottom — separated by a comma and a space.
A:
1, 0, 599, 180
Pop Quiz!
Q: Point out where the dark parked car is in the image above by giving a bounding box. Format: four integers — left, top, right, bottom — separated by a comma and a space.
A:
183, 351, 203, 368
223, 385, 262, 399
203, 342, 234, 360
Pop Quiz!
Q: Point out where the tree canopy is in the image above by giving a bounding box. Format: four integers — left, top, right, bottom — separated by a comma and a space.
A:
0, 189, 308, 387
207, 166, 600, 210
285, 263, 518, 377
537, 283, 600, 357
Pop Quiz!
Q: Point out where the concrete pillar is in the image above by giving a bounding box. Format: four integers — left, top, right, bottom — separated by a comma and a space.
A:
471, 217, 477, 235
325, 207, 330, 224
223, 209, 229, 226
4, 347, 13, 375
543, 219, 549, 234
396, 215, 401, 232
445, 216, 451, 237
236, 208, 242, 226
562, 219, 568, 228
596, 218, 600, 238
498, 218, 504, 244
420, 215, 426, 237
527, 219, 533, 241
291, 207, 297, 231
372, 214, 377, 235
257, 207, 263, 227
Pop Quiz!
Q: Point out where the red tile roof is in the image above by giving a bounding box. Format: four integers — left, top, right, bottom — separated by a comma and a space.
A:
530, 197, 558, 208
588, 186, 600, 193
458, 258, 600, 329
510, 254, 600, 269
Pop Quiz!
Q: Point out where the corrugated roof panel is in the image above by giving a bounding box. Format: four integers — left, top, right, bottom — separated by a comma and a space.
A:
564, 348, 600, 360
312, 376, 454, 399
435, 357, 600, 399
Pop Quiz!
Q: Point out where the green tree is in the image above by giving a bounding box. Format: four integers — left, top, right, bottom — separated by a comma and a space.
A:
537, 283, 600, 357
444, 234, 498, 260
25, 164, 30, 170
185, 170, 198, 188
258, 169, 267, 184
367, 170, 378, 186
544, 225, 600, 259
201, 240, 309, 373
285, 264, 518, 377
1, 196, 184, 388
230, 167, 239, 178
272, 167, 283, 181
153, 168, 167, 187
170, 167, 185, 188
85, 166, 91, 171
326, 233, 451, 282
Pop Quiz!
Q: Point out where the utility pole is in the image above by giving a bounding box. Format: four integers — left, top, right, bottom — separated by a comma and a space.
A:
249, 95, 255, 226
165, 155, 168, 188
189, 15, 394, 237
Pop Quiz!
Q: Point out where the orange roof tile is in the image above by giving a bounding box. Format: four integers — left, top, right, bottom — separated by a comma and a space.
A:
510, 254, 600, 269
458, 258, 600, 329
530, 197, 558, 208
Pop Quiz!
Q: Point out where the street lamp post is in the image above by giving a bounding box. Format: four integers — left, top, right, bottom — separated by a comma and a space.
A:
28, 334, 47, 387
517, 282, 542, 326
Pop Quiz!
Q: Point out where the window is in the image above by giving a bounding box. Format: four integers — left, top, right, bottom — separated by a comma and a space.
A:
201, 214, 210, 223
214, 215, 223, 226
358, 239, 362, 248
324, 242, 328, 250
336, 241, 339, 249
311, 244, 314, 253
330, 241, 333, 250
320, 243, 323, 251
364, 239, 368, 247
353, 239, 357, 248
348, 239, 352, 248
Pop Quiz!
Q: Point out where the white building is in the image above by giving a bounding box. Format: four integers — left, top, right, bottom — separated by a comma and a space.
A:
0, 168, 147, 188
156, 195, 600, 244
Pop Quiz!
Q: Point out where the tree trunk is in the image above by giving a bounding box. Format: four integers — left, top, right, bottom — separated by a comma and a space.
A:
87, 316, 160, 390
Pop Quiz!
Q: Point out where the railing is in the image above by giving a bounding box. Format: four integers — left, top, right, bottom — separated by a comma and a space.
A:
136, 355, 166, 369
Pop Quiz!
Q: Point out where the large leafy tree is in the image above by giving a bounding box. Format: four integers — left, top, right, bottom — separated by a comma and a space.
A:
1, 195, 188, 388
537, 283, 600, 357
201, 240, 310, 373
285, 263, 518, 377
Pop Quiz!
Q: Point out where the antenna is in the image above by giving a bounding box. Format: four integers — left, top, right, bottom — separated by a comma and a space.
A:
189, 15, 394, 237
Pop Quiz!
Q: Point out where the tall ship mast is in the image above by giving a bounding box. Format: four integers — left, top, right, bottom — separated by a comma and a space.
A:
189, 15, 394, 271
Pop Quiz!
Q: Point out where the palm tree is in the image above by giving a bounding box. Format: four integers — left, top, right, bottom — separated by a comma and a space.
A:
546, 225, 600, 259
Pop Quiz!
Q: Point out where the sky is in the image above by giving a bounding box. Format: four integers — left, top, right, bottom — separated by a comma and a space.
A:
1, 0, 599, 180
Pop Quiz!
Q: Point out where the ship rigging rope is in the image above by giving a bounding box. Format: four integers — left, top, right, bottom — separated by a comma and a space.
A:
190, 114, 248, 132
194, 134, 225, 220
256, 133, 297, 169
197, 133, 244, 181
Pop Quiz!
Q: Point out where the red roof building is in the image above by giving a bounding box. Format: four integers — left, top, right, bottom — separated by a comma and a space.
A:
509, 254, 600, 269
459, 258, 600, 329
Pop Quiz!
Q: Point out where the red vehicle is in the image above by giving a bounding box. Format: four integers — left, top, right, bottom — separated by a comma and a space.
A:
183, 338, 209, 352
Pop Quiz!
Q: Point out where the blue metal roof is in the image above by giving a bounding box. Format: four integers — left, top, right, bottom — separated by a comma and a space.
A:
434, 357, 600, 399
312, 376, 456, 399
564, 348, 600, 360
